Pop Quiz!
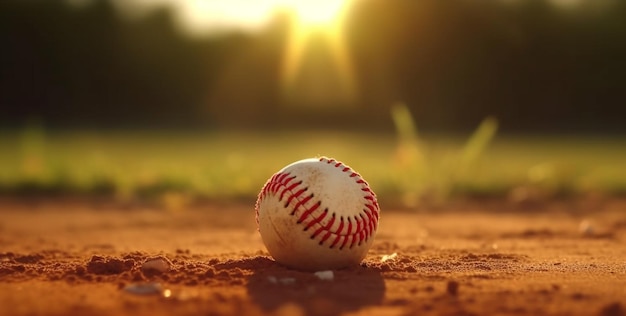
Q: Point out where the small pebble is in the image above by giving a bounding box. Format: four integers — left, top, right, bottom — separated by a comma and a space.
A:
123, 282, 166, 296
579, 220, 594, 236
141, 256, 172, 275
314, 270, 334, 281
381, 253, 398, 263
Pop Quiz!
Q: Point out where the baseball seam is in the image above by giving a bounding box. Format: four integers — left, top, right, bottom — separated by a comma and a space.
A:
256, 157, 380, 250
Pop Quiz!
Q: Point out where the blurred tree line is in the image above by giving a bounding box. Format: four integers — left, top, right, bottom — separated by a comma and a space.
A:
1, 0, 625, 133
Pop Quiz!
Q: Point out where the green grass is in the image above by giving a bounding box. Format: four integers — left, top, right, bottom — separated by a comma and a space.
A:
1, 123, 625, 206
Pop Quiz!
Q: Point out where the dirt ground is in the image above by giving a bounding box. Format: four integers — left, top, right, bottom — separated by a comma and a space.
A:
0, 197, 625, 316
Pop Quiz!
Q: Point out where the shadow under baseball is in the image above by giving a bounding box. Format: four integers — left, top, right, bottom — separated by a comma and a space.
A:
242, 257, 385, 316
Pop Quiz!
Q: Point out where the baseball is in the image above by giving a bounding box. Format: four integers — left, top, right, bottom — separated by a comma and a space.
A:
255, 157, 380, 271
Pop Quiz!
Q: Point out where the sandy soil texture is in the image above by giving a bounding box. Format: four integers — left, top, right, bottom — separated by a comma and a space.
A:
0, 198, 625, 316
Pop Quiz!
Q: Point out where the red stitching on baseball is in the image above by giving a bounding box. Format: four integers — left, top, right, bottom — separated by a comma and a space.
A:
339, 231, 350, 249
319, 231, 332, 245
303, 205, 325, 230
354, 216, 362, 244
312, 213, 335, 239
286, 187, 307, 207
335, 217, 345, 236
296, 198, 319, 223
256, 157, 380, 250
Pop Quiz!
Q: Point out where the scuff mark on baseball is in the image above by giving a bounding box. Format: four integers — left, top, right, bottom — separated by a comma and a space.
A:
255, 157, 380, 271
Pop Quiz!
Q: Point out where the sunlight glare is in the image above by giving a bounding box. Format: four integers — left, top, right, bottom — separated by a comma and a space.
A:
113, 0, 358, 106
278, 0, 347, 27
110, 0, 351, 35
111, 0, 280, 35
279, 0, 357, 107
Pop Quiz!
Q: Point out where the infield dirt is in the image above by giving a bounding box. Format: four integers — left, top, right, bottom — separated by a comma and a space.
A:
0, 197, 625, 316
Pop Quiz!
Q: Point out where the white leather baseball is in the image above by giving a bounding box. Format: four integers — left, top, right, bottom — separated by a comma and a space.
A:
255, 157, 380, 271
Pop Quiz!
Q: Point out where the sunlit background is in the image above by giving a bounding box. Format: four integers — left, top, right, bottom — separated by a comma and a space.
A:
1, 0, 625, 206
